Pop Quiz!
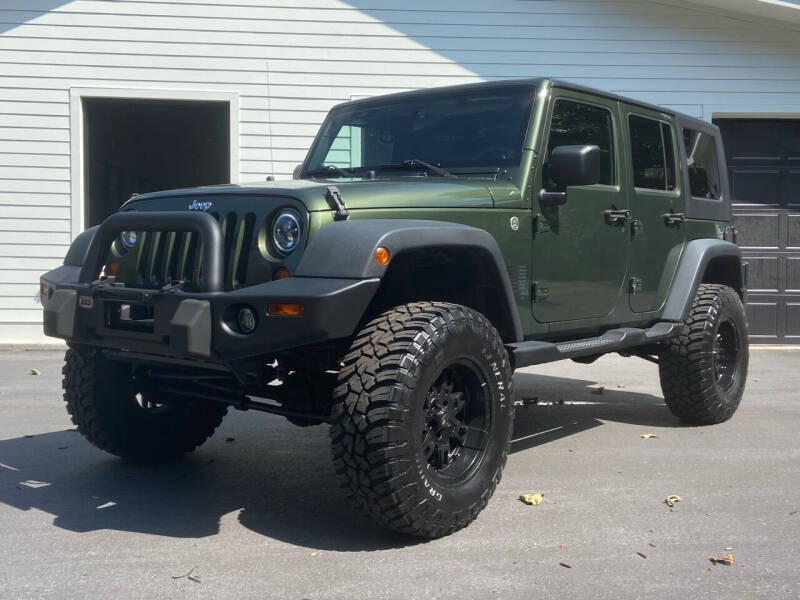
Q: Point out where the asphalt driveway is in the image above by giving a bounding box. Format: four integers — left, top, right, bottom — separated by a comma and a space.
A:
0, 348, 797, 599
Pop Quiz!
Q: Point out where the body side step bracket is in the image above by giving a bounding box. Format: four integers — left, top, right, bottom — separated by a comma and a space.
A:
507, 322, 682, 368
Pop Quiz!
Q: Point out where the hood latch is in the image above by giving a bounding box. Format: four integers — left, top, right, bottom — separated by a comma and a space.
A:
325, 186, 349, 221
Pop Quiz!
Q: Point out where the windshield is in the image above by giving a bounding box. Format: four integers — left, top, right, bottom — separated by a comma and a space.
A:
303, 85, 535, 177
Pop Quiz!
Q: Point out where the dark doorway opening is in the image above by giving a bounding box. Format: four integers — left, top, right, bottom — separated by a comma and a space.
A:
83, 98, 230, 227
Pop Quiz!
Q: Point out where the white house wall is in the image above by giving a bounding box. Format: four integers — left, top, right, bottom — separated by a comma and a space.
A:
1, 0, 800, 343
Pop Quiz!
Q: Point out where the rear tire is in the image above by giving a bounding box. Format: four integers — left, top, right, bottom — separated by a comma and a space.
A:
330, 302, 514, 538
659, 284, 749, 425
63, 348, 228, 460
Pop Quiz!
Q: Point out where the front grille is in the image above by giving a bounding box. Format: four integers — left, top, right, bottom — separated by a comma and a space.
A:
129, 211, 257, 291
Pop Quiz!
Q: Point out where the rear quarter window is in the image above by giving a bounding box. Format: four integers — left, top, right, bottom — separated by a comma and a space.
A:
683, 128, 722, 199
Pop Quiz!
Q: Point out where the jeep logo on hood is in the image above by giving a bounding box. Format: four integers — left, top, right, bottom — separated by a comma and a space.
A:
188, 200, 213, 212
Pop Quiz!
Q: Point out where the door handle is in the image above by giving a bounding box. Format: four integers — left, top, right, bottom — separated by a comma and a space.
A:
662, 212, 687, 225
603, 209, 631, 225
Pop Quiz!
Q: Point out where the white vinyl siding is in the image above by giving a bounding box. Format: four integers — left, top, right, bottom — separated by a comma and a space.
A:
1, 0, 800, 342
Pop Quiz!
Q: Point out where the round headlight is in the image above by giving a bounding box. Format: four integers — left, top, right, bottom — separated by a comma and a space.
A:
119, 231, 138, 252
272, 210, 301, 255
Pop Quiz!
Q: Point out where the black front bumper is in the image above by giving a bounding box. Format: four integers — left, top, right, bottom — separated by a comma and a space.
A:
42, 274, 378, 361
40, 211, 379, 365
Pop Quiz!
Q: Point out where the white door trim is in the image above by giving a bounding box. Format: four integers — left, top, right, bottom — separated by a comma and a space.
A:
68, 87, 240, 239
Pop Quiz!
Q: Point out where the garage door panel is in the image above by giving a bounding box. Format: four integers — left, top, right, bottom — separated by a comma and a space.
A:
743, 255, 779, 291
788, 213, 800, 249
733, 213, 780, 248
731, 169, 780, 204
787, 257, 800, 292
746, 301, 778, 340
786, 303, 800, 339
785, 171, 800, 205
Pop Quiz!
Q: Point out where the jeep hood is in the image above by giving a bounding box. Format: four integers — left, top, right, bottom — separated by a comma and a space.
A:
125, 177, 521, 212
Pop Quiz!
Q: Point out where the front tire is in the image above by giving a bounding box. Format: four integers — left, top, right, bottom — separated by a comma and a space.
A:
330, 302, 514, 538
659, 284, 749, 424
63, 349, 228, 460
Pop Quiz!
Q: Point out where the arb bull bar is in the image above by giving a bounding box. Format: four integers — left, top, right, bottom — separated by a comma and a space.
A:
40, 211, 379, 372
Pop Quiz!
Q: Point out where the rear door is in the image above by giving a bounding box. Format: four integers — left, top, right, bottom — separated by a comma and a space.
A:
623, 108, 686, 313
531, 90, 629, 323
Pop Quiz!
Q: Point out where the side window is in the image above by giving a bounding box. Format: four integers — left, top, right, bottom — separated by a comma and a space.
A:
545, 99, 615, 189
683, 128, 721, 199
629, 115, 677, 192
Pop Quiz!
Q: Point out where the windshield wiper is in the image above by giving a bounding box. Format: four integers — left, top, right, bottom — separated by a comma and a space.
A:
380, 159, 457, 178
305, 164, 355, 178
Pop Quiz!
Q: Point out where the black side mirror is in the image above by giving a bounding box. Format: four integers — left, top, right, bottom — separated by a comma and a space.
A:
539, 144, 601, 207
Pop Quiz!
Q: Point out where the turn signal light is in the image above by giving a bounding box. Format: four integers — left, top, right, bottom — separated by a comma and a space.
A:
106, 261, 120, 277
273, 267, 291, 280
267, 302, 304, 316
374, 246, 390, 265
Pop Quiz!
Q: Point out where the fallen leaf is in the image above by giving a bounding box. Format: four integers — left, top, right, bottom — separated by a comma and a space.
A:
641, 433, 659, 439
517, 396, 539, 406
28, 368, 40, 376
172, 567, 196, 580
310, 551, 319, 557
664, 495, 682, 507
559, 562, 572, 569
520, 493, 545, 506
710, 554, 734, 566
592, 386, 605, 395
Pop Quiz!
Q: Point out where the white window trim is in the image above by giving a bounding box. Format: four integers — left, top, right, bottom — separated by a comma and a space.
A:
68, 87, 240, 240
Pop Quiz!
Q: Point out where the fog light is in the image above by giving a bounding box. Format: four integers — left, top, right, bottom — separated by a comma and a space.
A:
237, 307, 257, 334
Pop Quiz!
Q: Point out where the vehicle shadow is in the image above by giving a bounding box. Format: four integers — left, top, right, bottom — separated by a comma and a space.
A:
0, 372, 678, 551
511, 372, 678, 453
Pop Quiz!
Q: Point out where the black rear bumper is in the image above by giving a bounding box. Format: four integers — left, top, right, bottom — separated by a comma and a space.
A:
41, 210, 379, 367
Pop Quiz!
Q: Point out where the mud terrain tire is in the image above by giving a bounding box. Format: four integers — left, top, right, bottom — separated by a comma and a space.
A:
63, 348, 227, 460
330, 302, 514, 538
659, 284, 748, 425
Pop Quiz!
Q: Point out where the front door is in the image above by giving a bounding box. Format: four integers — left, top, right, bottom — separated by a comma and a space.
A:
623, 108, 686, 313
531, 91, 629, 323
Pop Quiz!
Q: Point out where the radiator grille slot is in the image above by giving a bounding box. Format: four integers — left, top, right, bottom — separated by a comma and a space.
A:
129, 212, 257, 291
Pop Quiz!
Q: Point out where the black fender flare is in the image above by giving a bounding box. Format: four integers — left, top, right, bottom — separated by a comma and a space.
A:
296, 219, 524, 342
64, 225, 99, 267
661, 239, 744, 322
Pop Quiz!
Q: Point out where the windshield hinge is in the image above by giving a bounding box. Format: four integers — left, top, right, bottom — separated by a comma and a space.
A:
325, 186, 349, 221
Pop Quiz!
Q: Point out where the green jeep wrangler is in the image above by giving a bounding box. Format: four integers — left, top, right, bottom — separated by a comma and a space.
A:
40, 78, 748, 538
